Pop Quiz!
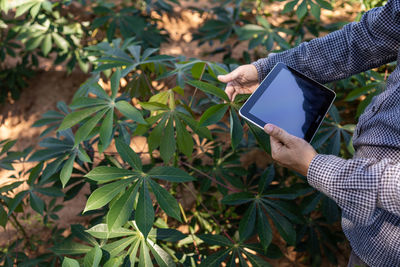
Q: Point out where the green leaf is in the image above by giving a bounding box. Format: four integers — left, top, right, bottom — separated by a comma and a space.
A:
247, 121, 271, 154
282, 0, 298, 13
83, 245, 102, 267
129, 238, 141, 265
239, 202, 256, 241
78, 146, 92, 163
25, 35, 44, 51
156, 229, 186, 242
70, 97, 109, 109
296, 0, 308, 18
15, 2, 36, 17
115, 101, 146, 124
148, 166, 195, 182
42, 34, 52, 56
199, 104, 229, 126
52, 238, 92, 255
199, 249, 231, 267
115, 138, 142, 170
106, 183, 138, 231
110, 69, 120, 99
139, 239, 152, 267
52, 32, 69, 51
58, 105, 106, 131
309, 0, 321, 20
264, 205, 296, 245
186, 80, 229, 102
148, 114, 168, 152
60, 154, 76, 188
175, 117, 193, 158
230, 109, 243, 149
7, 190, 28, 215
257, 205, 272, 251
221, 192, 254, 205
30, 2, 41, 18
136, 181, 154, 238
258, 165, 275, 194
148, 179, 181, 221
85, 166, 137, 183
159, 117, 175, 163
99, 108, 114, 151
198, 234, 232, 247
86, 224, 135, 239
62, 257, 80, 267
103, 236, 137, 257
148, 239, 176, 267
84, 178, 133, 213
0, 206, 8, 227
242, 250, 272, 267
30, 192, 44, 215
316, 0, 333, 10
74, 108, 108, 145
191, 62, 206, 79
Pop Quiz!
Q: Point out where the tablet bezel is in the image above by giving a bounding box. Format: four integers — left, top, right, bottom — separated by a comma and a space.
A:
239, 62, 336, 142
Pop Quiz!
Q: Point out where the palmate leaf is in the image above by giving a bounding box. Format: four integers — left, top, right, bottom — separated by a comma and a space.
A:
135, 180, 154, 238
93, 42, 174, 74
85, 166, 138, 183
86, 224, 135, 239
198, 234, 274, 267
148, 179, 181, 221
83, 245, 102, 267
58, 105, 107, 131
229, 108, 243, 149
222, 186, 298, 248
186, 80, 229, 102
115, 138, 142, 170
199, 104, 229, 127
106, 183, 139, 231
62, 257, 80, 267
52, 238, 92, 255
83, 178, 134, 213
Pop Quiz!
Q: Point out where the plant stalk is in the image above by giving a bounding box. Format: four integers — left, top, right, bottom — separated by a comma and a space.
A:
181, 162, 240, 192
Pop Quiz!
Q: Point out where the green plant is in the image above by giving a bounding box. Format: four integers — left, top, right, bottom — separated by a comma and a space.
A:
0, 0, 393, 266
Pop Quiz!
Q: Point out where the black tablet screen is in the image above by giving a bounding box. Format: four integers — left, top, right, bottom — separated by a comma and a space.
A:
241, 63, 335, 142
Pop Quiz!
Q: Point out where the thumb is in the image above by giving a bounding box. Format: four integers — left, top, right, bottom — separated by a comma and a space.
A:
264, 124, 293, 145
218, 69, 240, 83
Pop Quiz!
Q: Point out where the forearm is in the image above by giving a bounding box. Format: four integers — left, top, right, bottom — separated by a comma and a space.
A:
253, 0, 400, 83
307, 154, 400, 225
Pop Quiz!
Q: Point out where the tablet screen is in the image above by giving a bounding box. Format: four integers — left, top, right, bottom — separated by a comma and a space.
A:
239, 63, 335, 142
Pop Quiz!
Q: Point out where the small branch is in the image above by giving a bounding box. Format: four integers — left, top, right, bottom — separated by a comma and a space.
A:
181, 162, 240, 193
10, 213, 32, 248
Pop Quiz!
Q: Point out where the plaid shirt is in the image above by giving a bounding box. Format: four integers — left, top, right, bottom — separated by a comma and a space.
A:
253, 0, 400, 266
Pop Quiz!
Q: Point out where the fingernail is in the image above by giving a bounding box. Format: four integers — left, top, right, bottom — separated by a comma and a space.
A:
265, 124, 273, 133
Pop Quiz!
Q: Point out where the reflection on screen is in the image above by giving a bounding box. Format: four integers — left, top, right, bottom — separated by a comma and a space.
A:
249, 68, 323, 139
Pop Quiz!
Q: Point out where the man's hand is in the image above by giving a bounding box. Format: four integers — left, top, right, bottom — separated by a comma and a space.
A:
217, 64, 259, 101
264, 124, 318, 176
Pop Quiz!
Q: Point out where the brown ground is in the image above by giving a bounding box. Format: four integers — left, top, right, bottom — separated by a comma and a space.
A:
0, 1, 358, 266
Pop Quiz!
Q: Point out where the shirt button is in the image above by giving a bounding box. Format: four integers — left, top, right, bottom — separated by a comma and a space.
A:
371, 106, 376, 112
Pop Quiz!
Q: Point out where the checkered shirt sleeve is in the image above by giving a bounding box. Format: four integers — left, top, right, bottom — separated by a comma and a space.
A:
307, 154, 400, 225
252, 0, 400, 84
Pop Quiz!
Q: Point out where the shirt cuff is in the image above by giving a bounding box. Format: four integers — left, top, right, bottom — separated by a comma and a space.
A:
307, 154, 346, 196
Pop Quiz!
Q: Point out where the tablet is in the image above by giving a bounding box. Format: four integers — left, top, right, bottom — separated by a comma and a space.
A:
239, 62, 336, 142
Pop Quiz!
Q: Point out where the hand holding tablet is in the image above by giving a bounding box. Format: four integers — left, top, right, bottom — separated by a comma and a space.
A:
239, 62, 336, 142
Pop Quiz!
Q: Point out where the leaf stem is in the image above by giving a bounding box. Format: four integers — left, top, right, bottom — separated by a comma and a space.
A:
181, 162, 240, 193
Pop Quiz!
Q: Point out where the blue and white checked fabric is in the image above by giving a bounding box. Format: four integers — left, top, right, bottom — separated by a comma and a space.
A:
253, 0, 400, 266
